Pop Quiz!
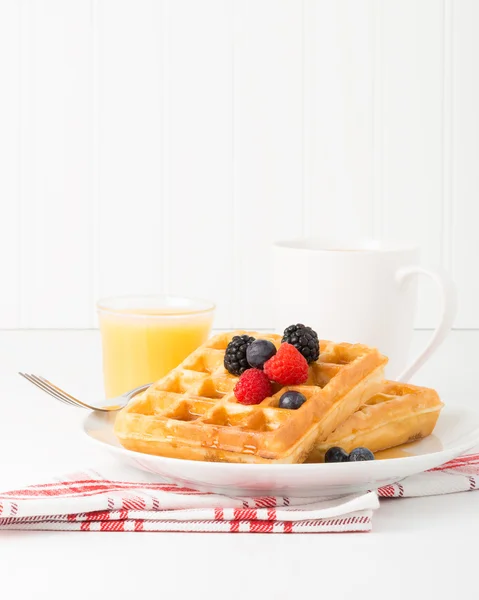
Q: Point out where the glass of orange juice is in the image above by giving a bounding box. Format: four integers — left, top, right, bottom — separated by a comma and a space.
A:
97, 295, 215, 398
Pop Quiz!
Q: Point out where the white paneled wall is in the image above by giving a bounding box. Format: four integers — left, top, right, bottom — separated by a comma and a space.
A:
166, 0, 233, 327
0, 1, 21, 327
95, 0, 164, 310
0, 0, 478, 330
304, 0, 375, 239
452, 0, 479, 328
19, 0, 93, 328
234, 0, 303, 327
380, 0, 445, 328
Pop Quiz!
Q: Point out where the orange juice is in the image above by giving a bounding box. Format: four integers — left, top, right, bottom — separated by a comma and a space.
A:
97, 297, 215, 398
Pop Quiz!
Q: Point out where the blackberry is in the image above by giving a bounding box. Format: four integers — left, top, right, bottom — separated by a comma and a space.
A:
224, 335, 256, 376
282, 324, 319, 363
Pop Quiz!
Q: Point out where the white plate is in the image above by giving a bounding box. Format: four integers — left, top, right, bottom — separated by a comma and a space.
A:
83, 408, 479, 497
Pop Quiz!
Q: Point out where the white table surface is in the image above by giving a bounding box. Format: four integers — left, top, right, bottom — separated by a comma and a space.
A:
0, 330, 478, 600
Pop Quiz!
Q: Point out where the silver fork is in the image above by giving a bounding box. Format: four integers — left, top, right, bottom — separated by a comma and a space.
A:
18, 373, 151, 412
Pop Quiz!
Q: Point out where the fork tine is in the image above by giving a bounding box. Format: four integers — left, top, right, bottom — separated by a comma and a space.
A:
20, 374, 76, 407
19, 373, 79, 407
19, 372, 61, 398
29, 375, 82, 407
36, 375, 84, 405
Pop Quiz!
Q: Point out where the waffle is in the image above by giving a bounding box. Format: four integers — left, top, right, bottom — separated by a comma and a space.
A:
307, 381, 444, 462
114, 331, 387, 464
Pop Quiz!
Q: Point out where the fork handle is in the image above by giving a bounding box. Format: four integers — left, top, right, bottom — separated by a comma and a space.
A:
123, 383, 152, 401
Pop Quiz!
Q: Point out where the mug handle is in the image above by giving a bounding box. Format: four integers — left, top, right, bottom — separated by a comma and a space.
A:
395, 266, 457, 382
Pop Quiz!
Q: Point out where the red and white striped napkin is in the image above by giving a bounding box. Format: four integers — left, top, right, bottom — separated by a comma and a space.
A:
0, 453, 477, 534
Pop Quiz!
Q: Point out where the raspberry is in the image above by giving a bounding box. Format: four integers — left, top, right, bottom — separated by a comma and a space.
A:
234, 369, 273, 405
263, 343, 309, 385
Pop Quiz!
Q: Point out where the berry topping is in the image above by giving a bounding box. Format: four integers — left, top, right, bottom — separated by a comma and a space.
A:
278, 391, 307, 410
224, 335, 256, 376
246, 339, 277, 369
263, 343, 309, 386
282, 324, 320, 364
348, 447, 375, 462
324, 447, 349, 463
234, 369, 273, 405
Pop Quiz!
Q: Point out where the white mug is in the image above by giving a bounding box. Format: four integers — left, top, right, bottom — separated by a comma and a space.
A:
272, 238, 457, 382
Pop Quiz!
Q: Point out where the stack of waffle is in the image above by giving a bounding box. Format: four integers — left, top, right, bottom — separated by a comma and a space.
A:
115, 332, 443, 464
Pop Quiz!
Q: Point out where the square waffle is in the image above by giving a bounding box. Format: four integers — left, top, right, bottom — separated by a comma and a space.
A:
308, 381, 444, 462
115, 331, 387, 464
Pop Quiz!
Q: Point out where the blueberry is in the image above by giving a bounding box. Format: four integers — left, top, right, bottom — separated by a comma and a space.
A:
246, 339, 277, 369
348, 447, 375, 462
324, 446, 349, 463
278, 391, 306, 410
